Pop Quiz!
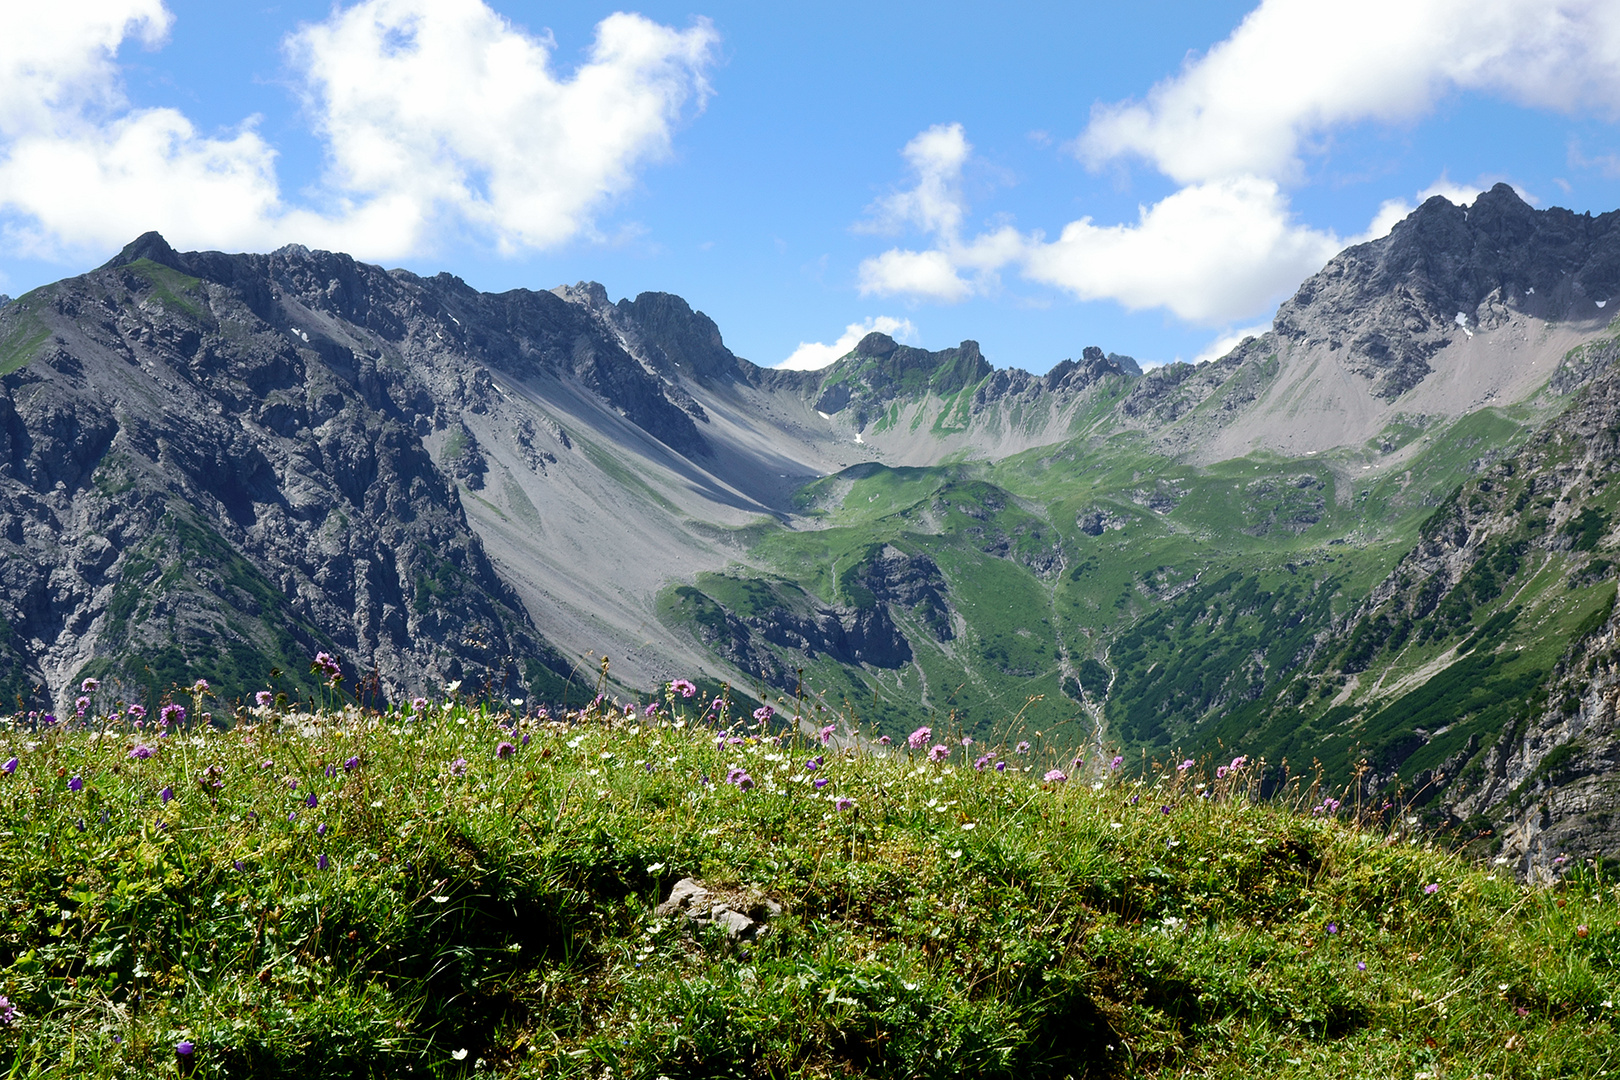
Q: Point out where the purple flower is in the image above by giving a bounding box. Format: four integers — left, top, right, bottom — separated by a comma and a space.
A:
317, 823, 326, 836
753, 705, 774, 722
317, 853, 330, 871
80, 677, 99, 693
305, 792, 318, 809
644, 702, 660, 717
907, 726, 933, 750
1356, 961, 1367, 971
2, 757, 17, 775
255, 691, 273, 708
191, 679, 209, 694
175, 1039, 194, 1057
670, 678, 697, 698
128, 745, 153, 760
1423, 883, 1440, 895
159, 786, 173, 804
961, 736, 973, 747
813, 777, 829, 790
344, 755, 360, 772
995, 760, 1007, 772
819, 724, 837, 745
287, 778, 298, 790
324, 763, 336, 778
805, 755, 823, 772
313, 651, 342, 682
233, 860, 244, 872
0, 995, 16, 1026
1160, 805, 1172, 814
449, 757, 469, 776
1110, 755, 1124, 771
287, 811, 297, 823
160, 703, 185, 727
834, 797, 855, 812
521, 733, 530, 746
1014, 741, 1031, 755
877, 735, 891, 745
1043, 769, 1068, 784
1326, 922, 1338, 935
725, 767, 754, 791
127, 704, 146, 721
67, 775, 82, 792
1178, 759, 1194, 771
974, 753, 992, 772
412, 696, 428, 712
75, 696, 90, 715
1229, 755, 1247, 771
928, 744, 950, 763
495, 741, 516, 759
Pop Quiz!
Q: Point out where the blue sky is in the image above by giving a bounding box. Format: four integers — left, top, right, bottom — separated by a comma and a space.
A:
4, 1, 1620, 373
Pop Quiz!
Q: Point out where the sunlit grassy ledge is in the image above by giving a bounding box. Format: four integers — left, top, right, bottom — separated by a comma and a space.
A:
0, 686, 1616, 1079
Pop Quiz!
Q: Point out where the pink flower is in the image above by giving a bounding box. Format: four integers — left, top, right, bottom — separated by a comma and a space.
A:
907, 726, 933, 750
1110, 755, 1124, 771
834, 797, 855, 812
928, 744, 950, 763
670, 679, 697, 698
255, 691, 273, 708
80, 678, 99, 693
1216, 766, 1229, 779
1423, 883, 1440, 894
1178, 759, 1194, 771
1043, 769, 1068, 784
819, 724, 837, 745
753, 705, 774, 722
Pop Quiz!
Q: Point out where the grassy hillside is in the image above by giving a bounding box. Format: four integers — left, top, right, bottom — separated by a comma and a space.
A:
659, 395, 1555, 768
0, 685, 1616, 1078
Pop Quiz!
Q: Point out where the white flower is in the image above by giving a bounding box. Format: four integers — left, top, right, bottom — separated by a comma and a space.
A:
451, 1048, 468, 1061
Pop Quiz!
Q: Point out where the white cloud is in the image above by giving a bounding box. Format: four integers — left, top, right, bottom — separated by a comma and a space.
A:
1192, 322, 1272, 366
779, 315, 918, 370
1078, 0, 1620, 185
860, 123, 970, 237
0, 0, 717, 260
1022, 177, 1340, 323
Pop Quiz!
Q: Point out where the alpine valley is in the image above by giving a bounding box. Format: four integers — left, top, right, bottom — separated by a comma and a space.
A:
7, 183, 1620, 873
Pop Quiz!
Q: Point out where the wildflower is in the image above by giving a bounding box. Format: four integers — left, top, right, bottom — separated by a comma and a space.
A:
644, 702, 660, 717
160, 703, 185, 727
317, 853, 330, 871
908, 726, 933, 750
75, 695, 89, 715
1229, 755, 1247, 770
670, 678, 697, 698
81, 677, 99, 693
1015, 741, 1031, 755
961, 736, 973, 746
412, 696, 428, 712
995, 760, 1007, 772
127, 704, 146, 721
496, 741, 516, 759
1326, 922, 1338, 935
159, 786, 174, 804
129, 745, 153, 760
313, 651, 342, 682
234, 860, 244, 872
1356, 961, 1367, 971
1111, 755, 1124, 771
819, 723, 837, 745
1072, 755, 1084, 770
813, 777, 829, 790
191, 679, 210, 694
974, 753, 992, 772
449, 757, 469, 776
1577, 924, 1590, 938
287, 778, 298, 790
929, 744, 950, 763
344, 755, 360, 772
305, 792, 318, 809
0, 996, 24, 1026
877, 735, 892, 745
521, 733, 530, 746
834, 797, 856, 812
1423, 883, 1440, 895
2, 757, 17, 775
804, 756, 822, 771
1160, 805, 1172, 814
176, 1040, 194, 1057
1043, 769, 1068, 784
1178, 759, 1194, 771
67, 775, 82, 792
725, 768, 755, 791
1216, 766, 1229, 779
317, 823, 327, 836
324, 763, 336, 778
255, 691, 273, 708
753, 704, 774, 722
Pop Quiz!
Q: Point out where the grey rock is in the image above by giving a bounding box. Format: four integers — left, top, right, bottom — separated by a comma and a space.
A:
654, 877, 781, 943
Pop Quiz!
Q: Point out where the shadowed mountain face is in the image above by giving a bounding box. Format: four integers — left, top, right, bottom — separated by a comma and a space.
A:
10, 190, 1620, 867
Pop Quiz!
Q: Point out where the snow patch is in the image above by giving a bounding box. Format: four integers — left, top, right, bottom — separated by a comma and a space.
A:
854, 431, 865, 444
1599, 299, 1608, 309
817, 411, 832, 420
1454, 311, 1473, 338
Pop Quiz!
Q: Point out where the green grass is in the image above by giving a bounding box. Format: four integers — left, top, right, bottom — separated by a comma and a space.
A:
1, 689, 1617, 1078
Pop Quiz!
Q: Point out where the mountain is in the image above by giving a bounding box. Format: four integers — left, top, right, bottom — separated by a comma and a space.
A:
7, 186, 1620, 868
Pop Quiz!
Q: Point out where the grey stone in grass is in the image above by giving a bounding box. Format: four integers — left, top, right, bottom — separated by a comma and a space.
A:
655, 877, 782, 943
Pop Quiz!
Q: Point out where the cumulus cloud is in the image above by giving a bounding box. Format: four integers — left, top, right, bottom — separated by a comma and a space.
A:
1192, 323, 1272, 366
0, 0, 716, 260
1022, 177, 1340, 323
779, 315, 918, 371
858, 1, 1620, 326
1079, 0, 1620, 185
